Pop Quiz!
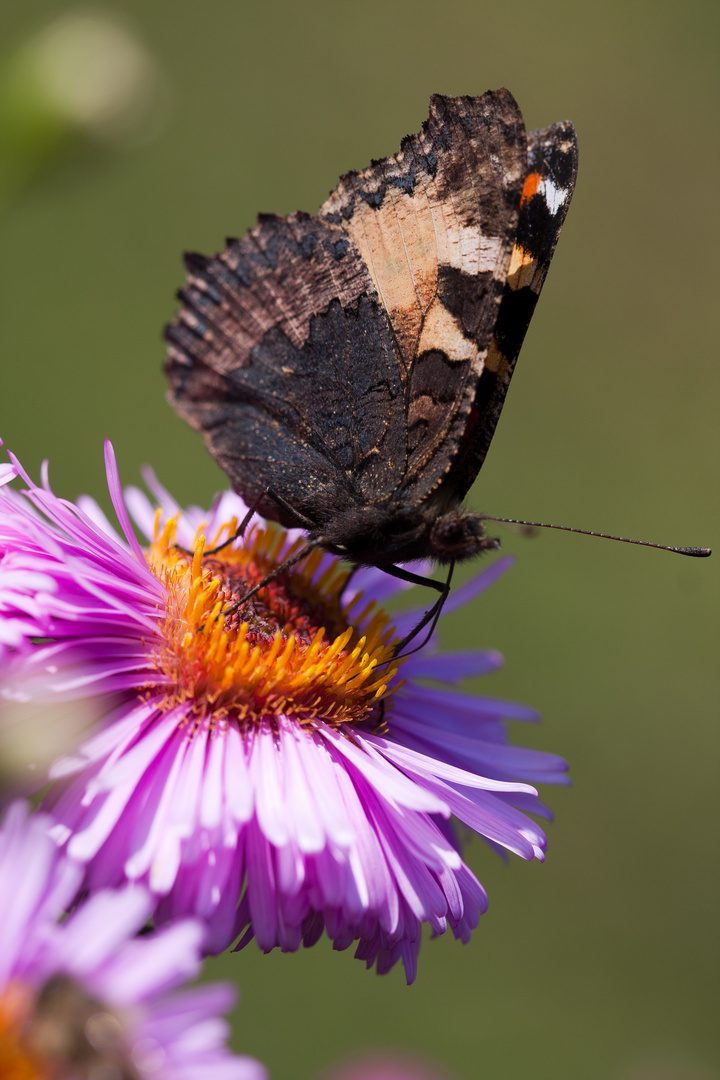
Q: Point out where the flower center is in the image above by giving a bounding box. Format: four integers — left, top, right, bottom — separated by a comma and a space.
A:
0, 978, 133, 1080
146, 515, 401, 730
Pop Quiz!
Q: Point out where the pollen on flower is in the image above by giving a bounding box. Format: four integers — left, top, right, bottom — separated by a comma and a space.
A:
145, 515, 402, 729
0, 982, 42, 1080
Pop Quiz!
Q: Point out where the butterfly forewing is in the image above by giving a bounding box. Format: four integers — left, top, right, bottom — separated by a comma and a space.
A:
442, 120, 579, 499
321, 90, 527, 502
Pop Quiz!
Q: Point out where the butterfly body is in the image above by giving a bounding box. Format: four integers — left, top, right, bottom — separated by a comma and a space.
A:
294, 489, 494, 568
166, 90, 578, 571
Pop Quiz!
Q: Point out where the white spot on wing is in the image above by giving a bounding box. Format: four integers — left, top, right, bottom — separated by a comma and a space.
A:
539, 177, 567, 216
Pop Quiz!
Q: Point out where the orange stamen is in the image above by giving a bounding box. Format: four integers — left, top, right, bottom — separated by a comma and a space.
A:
145, 518, 402, 730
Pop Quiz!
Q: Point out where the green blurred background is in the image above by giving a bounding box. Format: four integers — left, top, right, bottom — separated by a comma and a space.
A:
1, 1, 718, 1078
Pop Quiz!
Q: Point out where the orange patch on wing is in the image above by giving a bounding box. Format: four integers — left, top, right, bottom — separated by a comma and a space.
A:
507, 243, 541, 293
483, 339, 507, 374
520, 170, 542, 206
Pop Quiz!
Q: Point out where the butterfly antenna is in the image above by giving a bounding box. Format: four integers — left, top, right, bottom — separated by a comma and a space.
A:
481, 517, 711, 557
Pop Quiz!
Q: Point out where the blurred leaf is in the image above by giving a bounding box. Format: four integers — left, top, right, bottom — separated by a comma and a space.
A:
0, 9, 168, 206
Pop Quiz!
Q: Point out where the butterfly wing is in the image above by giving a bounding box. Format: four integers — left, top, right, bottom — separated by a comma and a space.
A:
165, 211, 408, 526
320, 90, 527, 503
165, 92, 561, 556
440, 119, 579, 500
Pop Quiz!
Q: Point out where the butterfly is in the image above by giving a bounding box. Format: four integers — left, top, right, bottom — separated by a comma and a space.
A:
165, 89, 578, 596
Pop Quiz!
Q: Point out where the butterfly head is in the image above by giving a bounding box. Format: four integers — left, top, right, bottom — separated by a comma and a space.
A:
429, 510, 500, 564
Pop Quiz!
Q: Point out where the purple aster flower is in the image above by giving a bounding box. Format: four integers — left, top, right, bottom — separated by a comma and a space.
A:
0, 443, 568, 982
0, 801, 267, 1080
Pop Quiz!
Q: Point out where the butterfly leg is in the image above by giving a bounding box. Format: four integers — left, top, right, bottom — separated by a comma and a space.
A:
200, 492, 267, 557
211, 539, 321, 625
378, 564, 447, 592
390, 561, 456, 658
173, 491, 265, 558
368, 562, 454, 725
265, 487, 318, 530
339, 563, 359, 601
375, 695, 389, 735
190, 486, 317, 559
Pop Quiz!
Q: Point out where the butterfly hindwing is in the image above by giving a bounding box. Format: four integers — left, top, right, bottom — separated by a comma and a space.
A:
165, 212, 408, 524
